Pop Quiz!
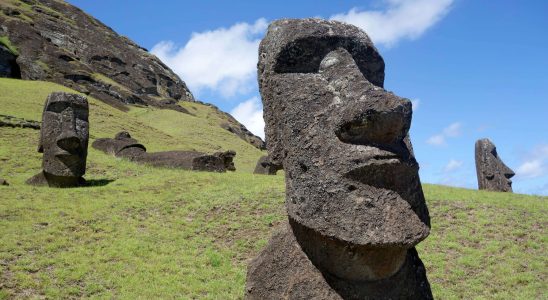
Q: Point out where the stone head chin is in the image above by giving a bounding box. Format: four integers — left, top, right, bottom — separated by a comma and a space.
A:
259, 19, 430, 250
39, 92, 89, 177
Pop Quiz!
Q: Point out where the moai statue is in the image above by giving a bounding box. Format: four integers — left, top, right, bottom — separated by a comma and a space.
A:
253, 155, 283, 175
214, 150, 237, 171
246, 19, 432, 299
93, 131, 234, 172
92, 131, 147, 160
475, 138, 515, 192
27, 92, 89, 187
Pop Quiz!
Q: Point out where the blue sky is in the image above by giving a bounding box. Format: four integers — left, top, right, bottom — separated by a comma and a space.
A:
68, 0, 548, 195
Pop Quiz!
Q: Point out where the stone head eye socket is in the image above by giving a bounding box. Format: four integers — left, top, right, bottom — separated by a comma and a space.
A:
73, 107, 89, 120
46, 101, 69, 113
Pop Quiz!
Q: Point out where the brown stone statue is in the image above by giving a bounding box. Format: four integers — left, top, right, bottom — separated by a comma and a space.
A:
27, 92, 89, 187
93, 132, 236, 172
246, 19, 432, 299
475, 138, 515, 192
253, 155, 282, 175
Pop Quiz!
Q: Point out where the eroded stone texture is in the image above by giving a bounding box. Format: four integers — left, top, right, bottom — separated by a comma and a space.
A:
0, 44, 20, 78
253, 155, 283, 175
27, 92, 89, 187
247, 19, 432, 299
475, 138, 514, 192
92, 132, 235, 172
246, 222, 432, 300
214, 150, 237, 171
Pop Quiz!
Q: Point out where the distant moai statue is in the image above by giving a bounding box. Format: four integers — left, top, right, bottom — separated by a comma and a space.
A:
27, 92, 89, 187
245, 19, 432, 299
475, 138, 515, 192
253, 155, 282, 175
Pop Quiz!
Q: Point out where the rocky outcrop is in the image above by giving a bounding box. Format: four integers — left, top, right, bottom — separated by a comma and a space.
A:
0, 0, 265, 150
0, 114, 40, 129
475, 138, 515, 192
0, 0, 193, 111
0, 43, 20, 77
196, 100, 266, 150
247, 19, 432, 299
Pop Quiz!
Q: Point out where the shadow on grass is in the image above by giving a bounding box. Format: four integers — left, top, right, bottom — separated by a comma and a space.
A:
85, 179, 115, 187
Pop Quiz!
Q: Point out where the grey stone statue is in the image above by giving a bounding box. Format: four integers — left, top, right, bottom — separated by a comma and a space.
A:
253, 155, 282, 175
27, 92, 89, 187
475, 138, 515, 192
246, 19, 432, 299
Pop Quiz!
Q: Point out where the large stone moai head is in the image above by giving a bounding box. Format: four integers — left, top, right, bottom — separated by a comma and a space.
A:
28, 92, 89, 187
259, 19, 430, 282
475, 138, 514, 192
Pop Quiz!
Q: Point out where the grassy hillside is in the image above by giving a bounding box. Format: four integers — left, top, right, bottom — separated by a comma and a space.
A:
1, 78, 546, 299
0, 78, 265, 173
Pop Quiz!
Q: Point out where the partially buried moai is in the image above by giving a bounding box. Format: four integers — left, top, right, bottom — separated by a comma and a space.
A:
27, 92, 89, 187
475, 138, 514, 192
253, 155, 283, 175
246, 19, 432, 299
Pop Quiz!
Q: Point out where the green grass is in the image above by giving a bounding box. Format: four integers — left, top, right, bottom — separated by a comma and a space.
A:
0, 36, 19, 56
0, 78, 546, 299
0, 78, 265, 173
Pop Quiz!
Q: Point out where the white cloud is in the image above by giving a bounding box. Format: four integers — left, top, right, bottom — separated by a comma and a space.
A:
443, 159, 463, 173
443, 122, 461, 137
151, 19, 268, 98
411, 99, 420, 111
516, 144, 548, 179
230, 97, 265, 139
330, 0, 454, 47
426, 134, 445, 146
426, 122, 462, 146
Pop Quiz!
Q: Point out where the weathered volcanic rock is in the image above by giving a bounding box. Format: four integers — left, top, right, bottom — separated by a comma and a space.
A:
253, 155, 282, 175
0, 114, 41, 129
247, 18, 432, 299
198, 100, 265, 150
92, 132, 235, 172
475, 138, 515, 192
214, 150, 236, 171
0, 43, 20, 77
0, 0, 193, 111
27, 92, 89, 187
246, 222, 432, 300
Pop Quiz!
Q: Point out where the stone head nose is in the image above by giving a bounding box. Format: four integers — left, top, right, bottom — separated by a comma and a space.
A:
57, 134, 81, 152
336, 103, 411, 146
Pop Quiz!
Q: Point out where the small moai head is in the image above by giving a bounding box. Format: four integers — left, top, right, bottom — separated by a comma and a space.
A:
39, 92, 89, 178
475, 138, 515, 192
214, 150, 237, 171
258, 19, 430, 280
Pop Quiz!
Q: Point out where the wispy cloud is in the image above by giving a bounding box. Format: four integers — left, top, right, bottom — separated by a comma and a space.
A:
330, 0, 454, 47
443, 159, 463, 173
151, 19, 268, 99
516, 144, 548, 179
437, 158, 472, 188
426, 122, 462, 146
230, 97, 265, 139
